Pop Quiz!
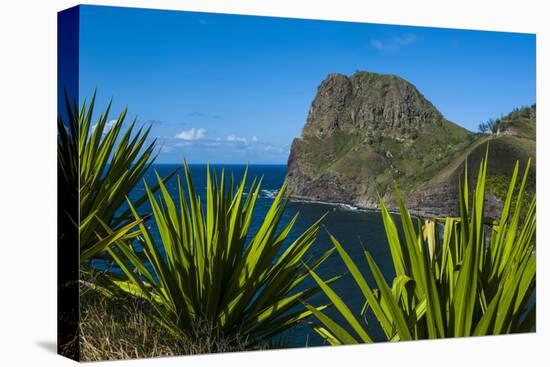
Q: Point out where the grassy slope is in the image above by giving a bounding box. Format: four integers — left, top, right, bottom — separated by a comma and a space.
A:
298, 118, 475, 197
295, 105, 535, 208
425, 134, 534, 187
494, 105, 536, 139
426, 135, 491, 185
79, 286, 258, 361
427, 105, 536, 200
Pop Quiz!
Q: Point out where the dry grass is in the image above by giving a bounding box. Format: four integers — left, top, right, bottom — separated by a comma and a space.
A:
79, 285, 257, 361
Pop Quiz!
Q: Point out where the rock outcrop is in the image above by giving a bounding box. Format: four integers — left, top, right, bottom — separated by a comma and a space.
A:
287, 71, 535, 218
302, 72, 443, 138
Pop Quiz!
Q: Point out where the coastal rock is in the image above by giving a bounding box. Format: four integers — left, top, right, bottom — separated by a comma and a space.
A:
302, 72, 444, 139
287, 71, 536, 218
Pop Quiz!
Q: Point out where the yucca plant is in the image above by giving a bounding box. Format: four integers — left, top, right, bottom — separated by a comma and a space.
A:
103, 164, 336, 346
58, 92, 174, 262
305, 149, 536, 344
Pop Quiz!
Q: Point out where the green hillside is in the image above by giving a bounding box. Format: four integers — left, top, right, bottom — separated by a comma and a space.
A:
287, 71, 536, 217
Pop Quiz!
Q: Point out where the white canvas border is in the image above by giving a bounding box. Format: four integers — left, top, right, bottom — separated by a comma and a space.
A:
0, 1, 546, 366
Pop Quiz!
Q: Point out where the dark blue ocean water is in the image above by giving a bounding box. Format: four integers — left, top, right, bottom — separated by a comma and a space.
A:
128, 164, 398, 347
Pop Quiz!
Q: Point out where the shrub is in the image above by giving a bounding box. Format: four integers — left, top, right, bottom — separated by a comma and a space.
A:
101, 164, 335, 347
305, 150, 536, 343
57, 92, 174, 263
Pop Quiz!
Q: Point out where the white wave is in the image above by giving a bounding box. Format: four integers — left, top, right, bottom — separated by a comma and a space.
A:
260, 189, 279, 199
338, 203, 359, 211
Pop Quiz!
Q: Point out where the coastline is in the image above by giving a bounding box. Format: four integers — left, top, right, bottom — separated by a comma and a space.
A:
289, 194, 447, 219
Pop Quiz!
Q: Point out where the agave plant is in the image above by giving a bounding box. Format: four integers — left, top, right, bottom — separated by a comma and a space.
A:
57, 92, 174, 262
305, 150, 536, 344
103, 164, 336, 346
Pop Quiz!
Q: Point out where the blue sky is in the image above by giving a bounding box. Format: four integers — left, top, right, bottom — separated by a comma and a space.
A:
79, 5, 536, 164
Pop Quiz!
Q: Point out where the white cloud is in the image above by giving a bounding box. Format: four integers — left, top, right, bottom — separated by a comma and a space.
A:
370, 33, 417, 52
106, 119, 117, 130
223, 135, 260, 145
160, 145, 173, 153
370, 40, 384, 50
175, 127, 207, 141
225, 135, 247, 144
261, 145, 285, 153
396, 33, 417, 46
157, 133, 277, 159
91, 119, 117, 134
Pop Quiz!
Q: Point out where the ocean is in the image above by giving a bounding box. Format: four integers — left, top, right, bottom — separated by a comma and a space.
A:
128, 164, 398, 347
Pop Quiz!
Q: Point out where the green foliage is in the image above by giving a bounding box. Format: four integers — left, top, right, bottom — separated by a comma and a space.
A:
478, 118, 498, 134
103, 164, 334, 346
478, 104, 536, 138
57, 92, 174, 262
487, 171, 535, 223
305, 149, 536, 343
297, 118, 475, 197
302, 131, 363, 173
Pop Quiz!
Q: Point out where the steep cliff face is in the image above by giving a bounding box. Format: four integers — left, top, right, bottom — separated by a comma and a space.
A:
287, 71, 535, 217
302, 72, 443, 138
